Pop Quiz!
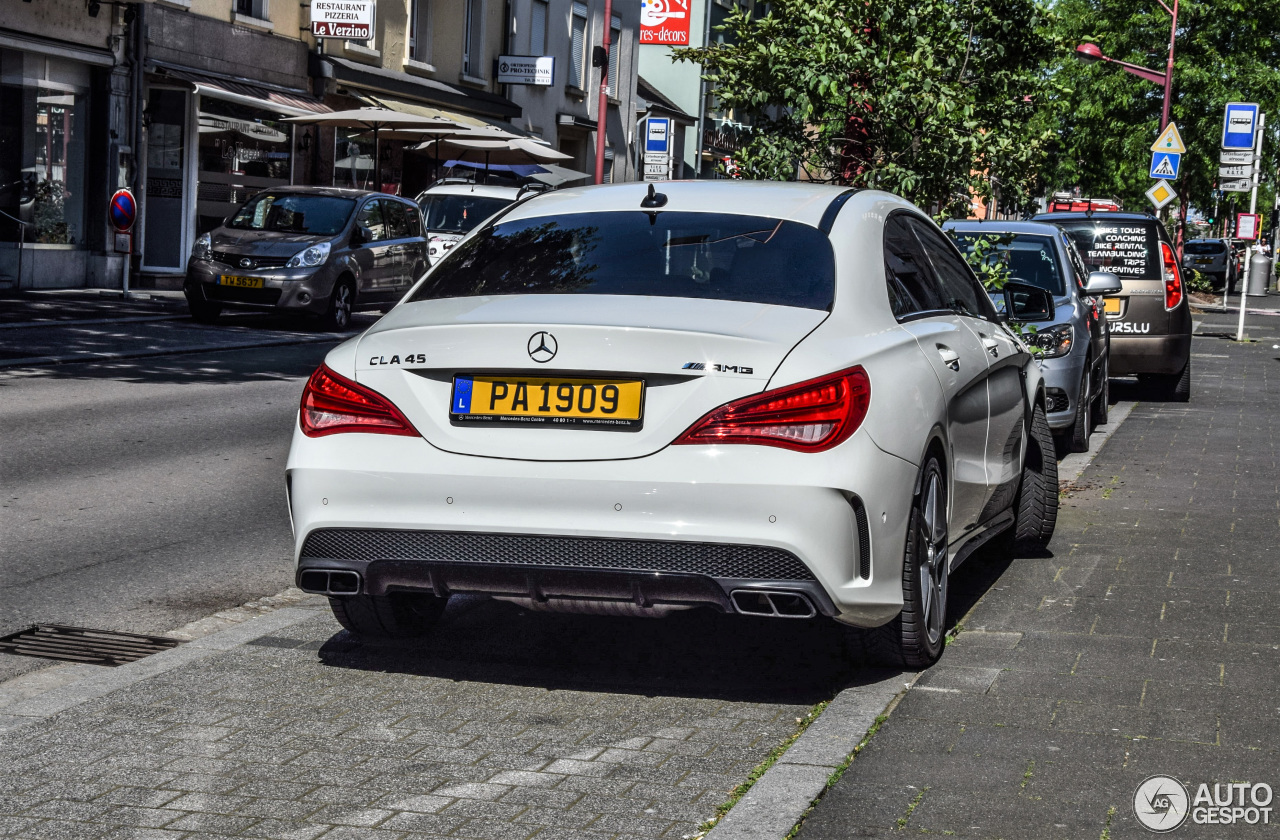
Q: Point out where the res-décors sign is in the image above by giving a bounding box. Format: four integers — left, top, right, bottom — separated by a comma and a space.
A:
311, 0, 374, 39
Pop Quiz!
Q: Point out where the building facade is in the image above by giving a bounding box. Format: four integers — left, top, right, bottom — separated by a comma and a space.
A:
636, 0, 759, 179
504, 0, 639, 184
4, 0, 640, 291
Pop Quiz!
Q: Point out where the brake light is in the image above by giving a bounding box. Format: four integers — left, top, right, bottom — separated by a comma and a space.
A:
673, 367, 871, 452
1160, 241, 1183, 310
299, 364, 418, 438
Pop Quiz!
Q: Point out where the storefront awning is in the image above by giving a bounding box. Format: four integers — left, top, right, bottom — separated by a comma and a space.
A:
353, 92, 530, 137
153, 65, 328, 117
320, 55, 520, 121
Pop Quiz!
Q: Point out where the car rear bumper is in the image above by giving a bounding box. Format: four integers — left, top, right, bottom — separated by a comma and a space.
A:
285, 426, 921, 628
1109, 332, 1191, 375
184, 260, 334, 315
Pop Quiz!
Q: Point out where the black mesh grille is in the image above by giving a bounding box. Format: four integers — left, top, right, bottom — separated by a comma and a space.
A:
852, 496, 871, 579
301, 528, 816, 581
211, 250, 290, 269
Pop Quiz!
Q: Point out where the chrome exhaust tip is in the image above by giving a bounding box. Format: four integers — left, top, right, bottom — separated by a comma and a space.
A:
730, 589, 817, 619
298, 569, 362, 596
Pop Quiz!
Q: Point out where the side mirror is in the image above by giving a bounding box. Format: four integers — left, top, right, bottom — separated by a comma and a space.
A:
1083, 270, 1123, 296
351, 225, 373, 246
1001, 280, 1055, 323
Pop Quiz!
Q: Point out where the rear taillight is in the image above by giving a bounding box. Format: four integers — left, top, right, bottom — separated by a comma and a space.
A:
299, 365, 418, 438
673, 367, 871, 452
1161, 241, 1183, 310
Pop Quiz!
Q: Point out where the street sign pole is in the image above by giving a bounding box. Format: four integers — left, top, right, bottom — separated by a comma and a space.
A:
1237, 112, 1265, 342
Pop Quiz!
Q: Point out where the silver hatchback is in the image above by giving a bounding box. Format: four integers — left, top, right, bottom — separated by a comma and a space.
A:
946, 221, 1122, 453
184, 187, 428, 330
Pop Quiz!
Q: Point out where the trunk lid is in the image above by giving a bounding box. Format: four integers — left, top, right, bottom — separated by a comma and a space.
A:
355, 295, 827, 461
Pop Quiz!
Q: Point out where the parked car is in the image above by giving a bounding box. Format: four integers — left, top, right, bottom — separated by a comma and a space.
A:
1033, 211, 1192, 401
286, 182, 1061, 668
946, 221, 1121, 454
184, 187, 428, 330
1182, 238, 1236, 290
416, 180, 522, 266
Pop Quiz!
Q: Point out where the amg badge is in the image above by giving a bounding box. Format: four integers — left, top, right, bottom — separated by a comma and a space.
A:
682, 362, 754, 374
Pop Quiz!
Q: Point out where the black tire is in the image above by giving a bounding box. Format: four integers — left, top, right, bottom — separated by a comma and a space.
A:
329, 592, 447, 639
1154, 359, 1191, 403
1090, 357, 1109, 427
1006, 402, 1059, 554
863, 455, 950, 669
188, 298, 222, 323
1069, 366, 1091, 453
319, 279, 355, 331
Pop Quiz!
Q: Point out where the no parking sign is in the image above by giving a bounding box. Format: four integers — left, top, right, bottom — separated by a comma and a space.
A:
109, 189, 136, 233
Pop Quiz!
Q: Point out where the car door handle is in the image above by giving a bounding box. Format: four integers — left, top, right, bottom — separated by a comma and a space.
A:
936, 345, 960, 371
981, 338, 1000, 358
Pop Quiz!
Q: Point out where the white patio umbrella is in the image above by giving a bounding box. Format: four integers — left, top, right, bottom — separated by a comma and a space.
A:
284, 108, 456, 187
414, 136, 572, 171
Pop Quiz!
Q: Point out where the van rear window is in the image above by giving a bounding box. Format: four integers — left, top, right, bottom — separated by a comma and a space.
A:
1054, 220, 1161, 280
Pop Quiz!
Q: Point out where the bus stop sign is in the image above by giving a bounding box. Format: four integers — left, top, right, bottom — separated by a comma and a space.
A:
109, 188, 137, 233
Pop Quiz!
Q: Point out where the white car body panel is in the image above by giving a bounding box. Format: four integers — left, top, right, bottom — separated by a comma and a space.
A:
287, 182, 1046, 629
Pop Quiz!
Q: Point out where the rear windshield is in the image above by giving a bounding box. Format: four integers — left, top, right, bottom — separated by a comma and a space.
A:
953, 233, 1064, 296
227, 194, 354, 236
408, 211, 836, 310
419, 194, 514, 234
1053, 220, 1161, 279
1184, 240, 1226, 255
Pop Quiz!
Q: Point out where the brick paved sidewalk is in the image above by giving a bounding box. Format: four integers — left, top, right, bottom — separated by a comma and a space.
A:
797, 333, 1280, 838
0, 594, 868, 840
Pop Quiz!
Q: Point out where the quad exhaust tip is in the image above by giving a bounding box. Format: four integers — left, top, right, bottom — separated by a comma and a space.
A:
299, 569, 361, 596
730, 589, 817, 619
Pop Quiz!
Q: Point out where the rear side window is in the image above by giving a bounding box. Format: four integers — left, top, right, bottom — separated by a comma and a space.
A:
1055, 219, 1162, 280
1184, 241, 1225, 255
912, 220, 995, 319
884, 215, 945, 318
409, 211, 836, 310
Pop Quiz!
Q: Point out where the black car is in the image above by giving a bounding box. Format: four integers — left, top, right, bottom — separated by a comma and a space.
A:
1033, 211, 1192, 401
184, 187, 428, 330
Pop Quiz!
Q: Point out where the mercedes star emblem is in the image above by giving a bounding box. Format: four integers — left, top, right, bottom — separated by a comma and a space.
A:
527, 331, 558, 363
239, 258, 253, 268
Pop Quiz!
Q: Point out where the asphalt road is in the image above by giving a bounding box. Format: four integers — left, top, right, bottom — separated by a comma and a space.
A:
0, 341, 339, 684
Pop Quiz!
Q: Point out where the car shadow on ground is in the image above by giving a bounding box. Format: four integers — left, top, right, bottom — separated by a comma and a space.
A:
315, 595, 907, 705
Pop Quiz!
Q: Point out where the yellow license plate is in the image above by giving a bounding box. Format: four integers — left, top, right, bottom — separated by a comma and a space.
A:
451, 375, 644, 428
219, 275, 264, 289
1103, 297, 1122, 315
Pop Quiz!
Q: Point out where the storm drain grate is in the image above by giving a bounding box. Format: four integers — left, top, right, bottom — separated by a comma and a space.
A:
0, 624, 181, 667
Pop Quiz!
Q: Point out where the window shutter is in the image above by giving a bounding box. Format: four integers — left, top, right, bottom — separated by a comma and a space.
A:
531, 0, 547, 55
570, 7, 587, 88
607, 17, 620, 96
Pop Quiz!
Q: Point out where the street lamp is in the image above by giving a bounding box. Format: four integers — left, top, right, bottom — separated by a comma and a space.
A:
1074, 0, 1178, 130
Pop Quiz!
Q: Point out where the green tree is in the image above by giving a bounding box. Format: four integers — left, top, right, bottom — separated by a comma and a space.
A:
1043, 0, 1280, 237
674, 0, 1063, 217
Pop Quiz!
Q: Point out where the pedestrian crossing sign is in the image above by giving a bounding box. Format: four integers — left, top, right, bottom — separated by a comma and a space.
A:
1150, 122, 1186, 154
1145, 180, 1177, 210
1149, 151, 1181, 180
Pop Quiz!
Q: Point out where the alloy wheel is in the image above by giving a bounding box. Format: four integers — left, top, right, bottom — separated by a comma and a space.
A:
918, 470, 949, 645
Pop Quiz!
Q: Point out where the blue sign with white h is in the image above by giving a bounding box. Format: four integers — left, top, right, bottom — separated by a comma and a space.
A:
1222, 102, 1260, 150
1149, 151, 1180, 180
645, 118, 670, 154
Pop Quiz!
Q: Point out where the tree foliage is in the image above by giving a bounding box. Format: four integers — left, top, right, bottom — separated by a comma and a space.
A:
674, 0, 1062, 217
1043, 0, 1280, 230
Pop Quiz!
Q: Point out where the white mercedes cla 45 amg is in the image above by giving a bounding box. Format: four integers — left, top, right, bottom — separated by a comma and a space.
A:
286, 181, 1059, 667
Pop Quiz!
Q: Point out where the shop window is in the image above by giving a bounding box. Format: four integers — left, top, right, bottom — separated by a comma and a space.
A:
235, 0, 268, 20
530, 0, 548, 56
195, 96, 293, 235
569, 3, 589, 90
463, 0, 485, 78
143, 88, 188, 269
334, 130, 374, 189
409, 0, 431, 62
0, 48, 91, 245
